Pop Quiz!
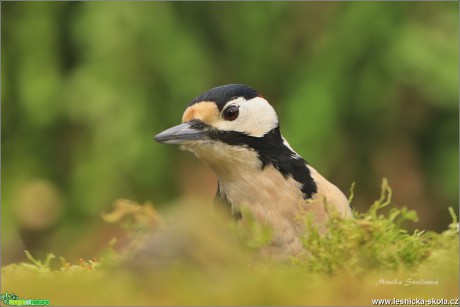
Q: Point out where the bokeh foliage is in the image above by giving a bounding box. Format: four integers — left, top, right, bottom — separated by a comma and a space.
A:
2, 1, 458, 262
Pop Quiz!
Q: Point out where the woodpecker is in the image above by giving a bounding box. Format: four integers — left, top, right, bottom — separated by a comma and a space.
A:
154, 84, 352, 257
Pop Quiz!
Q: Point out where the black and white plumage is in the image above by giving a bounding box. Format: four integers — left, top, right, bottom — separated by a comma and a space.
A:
154, 84, 352, 256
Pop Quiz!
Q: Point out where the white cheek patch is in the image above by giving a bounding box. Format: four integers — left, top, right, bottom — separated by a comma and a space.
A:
213, 97, 279, 137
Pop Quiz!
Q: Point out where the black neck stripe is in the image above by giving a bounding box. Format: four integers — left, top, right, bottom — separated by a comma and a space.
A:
206, 125, 318, 199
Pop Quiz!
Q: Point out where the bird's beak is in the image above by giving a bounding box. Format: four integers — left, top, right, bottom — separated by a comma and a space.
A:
154, 121, 209, 145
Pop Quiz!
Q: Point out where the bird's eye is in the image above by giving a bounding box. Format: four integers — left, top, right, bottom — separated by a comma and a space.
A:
223, 105, 239, 121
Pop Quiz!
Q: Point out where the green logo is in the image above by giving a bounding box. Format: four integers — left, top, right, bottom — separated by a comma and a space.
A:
1, 292, 50, 306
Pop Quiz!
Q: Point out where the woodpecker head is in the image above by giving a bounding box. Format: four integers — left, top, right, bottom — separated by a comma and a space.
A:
154, 84, 316, 198
156, 84, 279, 165
154, 84, 278, 143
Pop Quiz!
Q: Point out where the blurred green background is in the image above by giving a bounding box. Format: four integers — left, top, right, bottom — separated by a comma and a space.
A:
2, 1, 458, 264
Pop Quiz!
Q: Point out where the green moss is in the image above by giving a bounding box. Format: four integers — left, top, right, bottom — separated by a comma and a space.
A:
295, 179, 451, 274
2, 179, 458, 305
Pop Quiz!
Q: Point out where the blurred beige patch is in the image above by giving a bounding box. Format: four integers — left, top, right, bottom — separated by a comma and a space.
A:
182, 101, 220, 124
176, 154, 217, 202
101, 199, 163, 231
13, 180, 64, 230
